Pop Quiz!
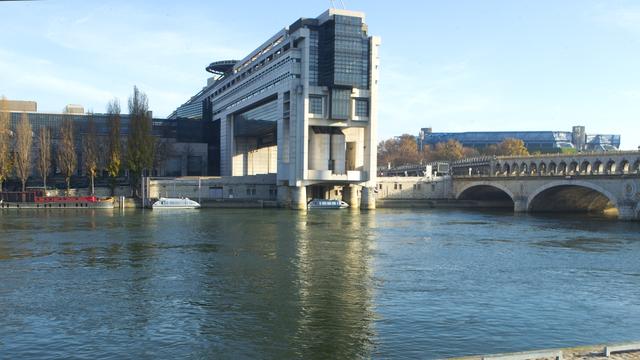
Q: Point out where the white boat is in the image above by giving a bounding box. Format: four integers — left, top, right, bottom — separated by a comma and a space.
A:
307, 199, 349, 209
152, 197, 201, 209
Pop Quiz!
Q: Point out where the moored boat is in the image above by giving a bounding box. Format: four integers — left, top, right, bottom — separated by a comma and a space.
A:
307, 199, 349, 209
152, 197, 201, 209
0, 191, 114, 209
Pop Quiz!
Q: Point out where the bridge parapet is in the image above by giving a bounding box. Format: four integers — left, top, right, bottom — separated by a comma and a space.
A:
453, 151, 640, 178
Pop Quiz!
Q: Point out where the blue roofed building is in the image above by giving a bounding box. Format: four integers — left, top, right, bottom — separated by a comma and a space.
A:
418, 126, 620, 153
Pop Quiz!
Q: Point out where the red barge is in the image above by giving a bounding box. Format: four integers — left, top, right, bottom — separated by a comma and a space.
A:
0, 190, 114, 209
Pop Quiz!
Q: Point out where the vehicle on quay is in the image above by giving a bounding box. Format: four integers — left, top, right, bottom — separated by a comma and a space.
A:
307, 199, 349, 209
152, 197, 201, 209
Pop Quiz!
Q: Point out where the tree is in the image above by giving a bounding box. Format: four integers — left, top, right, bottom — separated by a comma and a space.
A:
0, 96, 12, 191
37, 126, 52, 190
14, 112, 33, 192
377, 134, 421, 167
432, 139, 464, 161
106, 99, 121, 195
497, 138, 529, 156
57, 118, 77, 195
126, 86, 154, 197
82, 113, 100, 195
152, 138, 172, 176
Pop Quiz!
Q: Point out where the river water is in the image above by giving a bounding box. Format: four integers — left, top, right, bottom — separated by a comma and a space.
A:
1, 208, 639, 359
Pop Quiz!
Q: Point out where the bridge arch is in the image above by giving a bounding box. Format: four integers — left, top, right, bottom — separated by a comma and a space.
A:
456, 182, 516, 209
530, 162, 538, 175
511, 163, 519, 176
527, 180, 618, 214
539, 162, 547, 175
593, 160, 604, 174
548, 162, 557, 175
606, 160, 616, 174
580, 160, 591, 175
619, 160, 630, 174
633, 160, 640, 174
558, 161, 567, 175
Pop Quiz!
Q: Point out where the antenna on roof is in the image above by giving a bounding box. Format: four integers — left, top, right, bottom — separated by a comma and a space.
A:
329, 0, 346, 9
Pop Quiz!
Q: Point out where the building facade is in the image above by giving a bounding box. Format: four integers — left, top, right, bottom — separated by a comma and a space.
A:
418, 126, 621, 153
3, 106, 209, 186
172, 9, 380, 208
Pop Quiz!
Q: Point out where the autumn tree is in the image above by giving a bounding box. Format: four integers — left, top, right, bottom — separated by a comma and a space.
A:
432, 139, 465, 161
106, 99, 121, 195
57, 118, 77, 195
82, 113, 100, 195
14, 112, 33, 192
0, 96, 12, 191
497, 138, 529, 156
126, 86, 154, 197
377, 134, 421, 167
37, 126, 52, 190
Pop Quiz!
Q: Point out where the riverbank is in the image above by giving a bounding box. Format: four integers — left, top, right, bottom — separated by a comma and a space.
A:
451, 341, 640, 360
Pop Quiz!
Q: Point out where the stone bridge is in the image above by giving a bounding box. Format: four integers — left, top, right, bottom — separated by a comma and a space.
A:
451, 151, 640, 221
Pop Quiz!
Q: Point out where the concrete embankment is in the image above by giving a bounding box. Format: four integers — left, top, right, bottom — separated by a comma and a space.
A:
449, 341, 640, 360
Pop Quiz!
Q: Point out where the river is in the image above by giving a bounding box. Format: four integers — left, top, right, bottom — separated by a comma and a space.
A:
1, 208, 639, 359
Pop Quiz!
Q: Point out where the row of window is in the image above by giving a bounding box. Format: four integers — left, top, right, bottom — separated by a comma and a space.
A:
308, 95, 369, 119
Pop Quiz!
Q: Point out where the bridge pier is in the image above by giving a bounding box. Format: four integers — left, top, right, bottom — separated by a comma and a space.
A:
514, 198, 528, 213
360, 186, 376, 210
618, 201, 639, 221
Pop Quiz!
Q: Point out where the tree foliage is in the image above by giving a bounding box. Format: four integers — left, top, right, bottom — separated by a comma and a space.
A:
37, 126, 52, 190
377, 134, 421, 167
14, 112, 32, 191
57, 118, 77, 195
0, 96, 12, 191
106, 99, 121, 194
432, 139, 465, 161
496, 138, 529, 156
126, 86, 155, 197
83, 113, 100, 195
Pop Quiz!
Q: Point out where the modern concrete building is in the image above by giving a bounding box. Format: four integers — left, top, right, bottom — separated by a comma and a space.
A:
172, 9, 380, 209
418, 126, 621, 153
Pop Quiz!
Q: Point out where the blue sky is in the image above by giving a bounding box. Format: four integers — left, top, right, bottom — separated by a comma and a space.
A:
1, 0, 639, 148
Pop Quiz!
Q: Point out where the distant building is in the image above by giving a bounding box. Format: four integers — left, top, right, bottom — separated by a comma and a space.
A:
418, 126, 621, 153
2, 100, 209, 180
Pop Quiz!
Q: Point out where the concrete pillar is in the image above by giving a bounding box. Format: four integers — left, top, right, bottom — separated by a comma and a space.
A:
617, 202, 638, 221
514, 198, 528, 213
290, 186, 307, 210
343, 185, 360, 209
360, 186, 376, 209
277, 185, 290, 208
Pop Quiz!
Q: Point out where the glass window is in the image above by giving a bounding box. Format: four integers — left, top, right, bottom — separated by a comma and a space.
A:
355, 99, 369, 117
309, 96, 324, 115
331, 89, 350, 119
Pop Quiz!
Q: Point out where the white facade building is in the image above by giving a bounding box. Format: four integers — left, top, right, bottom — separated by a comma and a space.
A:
173, 9, 380, 209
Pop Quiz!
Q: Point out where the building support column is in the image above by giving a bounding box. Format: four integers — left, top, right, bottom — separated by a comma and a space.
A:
343, 185, 360, 209
277, 185, 290, 208
290, 185, 307, 210
360, 186, 376, 209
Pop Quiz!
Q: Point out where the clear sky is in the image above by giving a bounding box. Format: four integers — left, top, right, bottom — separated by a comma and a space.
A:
1, 0, 639, 148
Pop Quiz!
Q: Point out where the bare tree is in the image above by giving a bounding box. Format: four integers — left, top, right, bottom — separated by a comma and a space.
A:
0, 96, 13, 191
126, 86, 154, 197
106, 99, 121, 195
57, 118, 77, 195
37, 126, 52, 190
14, 112, 33, 192
152, 138, 172, 176
82, 113, 100, 195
